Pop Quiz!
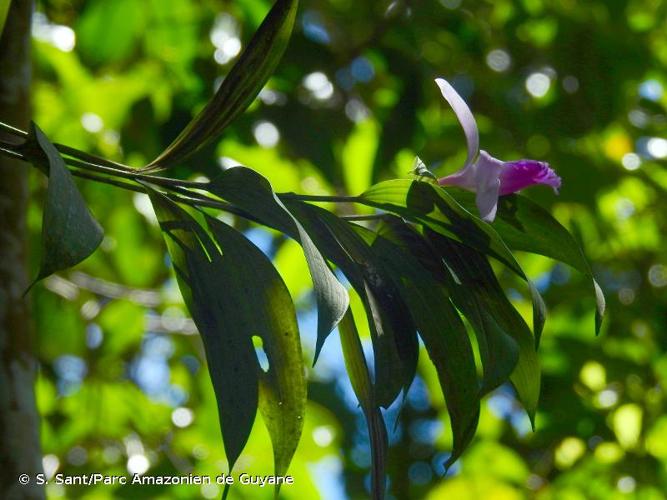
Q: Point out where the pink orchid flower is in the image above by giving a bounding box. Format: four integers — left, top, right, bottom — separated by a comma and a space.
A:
434, 78, 561, 222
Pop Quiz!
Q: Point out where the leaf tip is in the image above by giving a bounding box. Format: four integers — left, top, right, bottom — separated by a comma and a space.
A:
593, 280, 605, 335
22, 278, 40, 298
312, 338, 325, 367
442, 453, 457, 475
529, 412, 537, 432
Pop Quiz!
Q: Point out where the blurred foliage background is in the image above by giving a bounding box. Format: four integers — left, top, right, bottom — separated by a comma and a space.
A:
24, 0, 667, 498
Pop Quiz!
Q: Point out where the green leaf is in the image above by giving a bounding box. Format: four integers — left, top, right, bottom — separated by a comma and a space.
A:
358, 217, 480, 468
24, 123, 103, 288
338, 310, 388, 500
427, 231, 541, 424
207, 167, 349, 362
98, 300, 145, 354
148, 190, 306, 480
148, 192, 257, 470
205, 216, 306, 481
76, 0, 146, 65
145, 0, 299, 170
284, 200, 419, 408
0, 0, 10, 38
450, 190, 605, 334
360, 179, 546, 341
361, 180, 524, 275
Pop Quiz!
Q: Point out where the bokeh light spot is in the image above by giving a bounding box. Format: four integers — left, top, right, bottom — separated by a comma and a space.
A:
253, 121, 280, 148
526, 72, 551, 98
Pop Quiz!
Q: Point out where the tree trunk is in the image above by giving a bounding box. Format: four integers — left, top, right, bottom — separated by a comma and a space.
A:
0, 1, 44, 499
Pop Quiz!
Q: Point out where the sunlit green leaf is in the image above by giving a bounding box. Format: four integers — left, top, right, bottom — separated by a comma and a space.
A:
76, 0, 146, 65
343, 118, 379, 197
0, 0, 9, 38
34, 287, 86, 359
372, 79, 421, 183
338, 310, 388, 500
463, 440, 530, 483
98, 300, 145, 354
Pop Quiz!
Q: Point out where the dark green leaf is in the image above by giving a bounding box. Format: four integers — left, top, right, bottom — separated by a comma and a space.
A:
360, 180, 524, 275
148, 192, 257, 470
207, 167, 349, 362
205, 216, 306, 481
25, 123, 103, 288
285, 200, 419, 408
358, 217, 480, 468
427, 231, 541, 424
360, 180, 546, 341
338, 310, 387, 500
450, 190, 605, 334
145, 0, 299, 170
148, 190, 306, 480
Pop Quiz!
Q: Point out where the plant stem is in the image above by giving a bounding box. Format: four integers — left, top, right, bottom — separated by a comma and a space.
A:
0, 139, 209, 188
0, 145, 24, 160
69, 169, 257, 221
0, 133, 370, 216
64, 155, 206, 189
340, 214, 389, 222
0, 120, 27, 138
279, 192, 361, 203
56, 143, 135, 173
0, 120, 137, 173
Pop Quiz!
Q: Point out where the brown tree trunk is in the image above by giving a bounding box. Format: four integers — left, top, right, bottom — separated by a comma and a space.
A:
0, 1, 45, 499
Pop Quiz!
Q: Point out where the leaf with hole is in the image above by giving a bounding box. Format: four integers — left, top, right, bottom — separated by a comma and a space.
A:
147, 190, 306, 484
207, 166, 349, 362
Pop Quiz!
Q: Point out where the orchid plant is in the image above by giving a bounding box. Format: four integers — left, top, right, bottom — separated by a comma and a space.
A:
434, 78, 562, 222
0, 1, 605, 499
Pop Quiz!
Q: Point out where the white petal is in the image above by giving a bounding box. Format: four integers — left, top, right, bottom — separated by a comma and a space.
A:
437, 162, 478, 190
472, 151, 504, 222
475, 179, 500, 222
435, 78, 480, 169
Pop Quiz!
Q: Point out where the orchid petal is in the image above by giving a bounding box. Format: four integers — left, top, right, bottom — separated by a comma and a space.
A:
476, 178, 501, 222
473, 151, 504, 221
437, 162, 477, 190
498, 159, 562, 195
435, 78, 480, 169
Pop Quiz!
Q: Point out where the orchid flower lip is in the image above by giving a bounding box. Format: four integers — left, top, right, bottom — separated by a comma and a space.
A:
432, 77, 561, 222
